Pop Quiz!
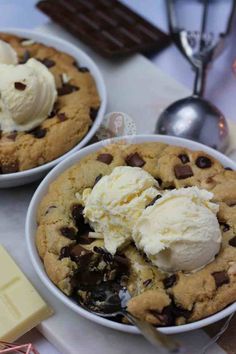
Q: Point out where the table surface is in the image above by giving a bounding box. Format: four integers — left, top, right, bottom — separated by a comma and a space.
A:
0, 0, 235, 353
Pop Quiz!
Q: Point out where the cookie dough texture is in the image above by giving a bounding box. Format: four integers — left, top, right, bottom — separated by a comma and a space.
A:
36, 141, 236, 326
0, 33, 100, 173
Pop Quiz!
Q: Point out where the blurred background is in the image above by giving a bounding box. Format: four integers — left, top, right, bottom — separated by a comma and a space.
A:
0, 0, 235, 121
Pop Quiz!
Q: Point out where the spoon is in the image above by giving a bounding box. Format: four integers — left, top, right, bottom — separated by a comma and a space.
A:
156, 0, 236, 152
78, 285, 185, 354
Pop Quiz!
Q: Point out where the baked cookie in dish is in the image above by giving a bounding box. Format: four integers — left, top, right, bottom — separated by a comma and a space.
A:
0, 33, 100, 174
36, 142, 236, 326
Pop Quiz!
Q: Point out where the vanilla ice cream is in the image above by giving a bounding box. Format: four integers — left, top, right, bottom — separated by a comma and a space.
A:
0, 40, 17, 65
80, 166, 160, 254
133, 187, 221, 272
0, 58, 57, 132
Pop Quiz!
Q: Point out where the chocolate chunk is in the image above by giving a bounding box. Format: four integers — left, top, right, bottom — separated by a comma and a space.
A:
196, 156, 212, 169
90, 107, 99, 121
229, 236, 236, 247
57, 112, 67, 122
125, 152, 145, 167
70, 244, 90, 262
71, 204, 84, 224
151, 307, 174, 326
58, 83, 79, 96
94, 174, 103, 185
78, 234, 95, 245
225, 167, 233, 171
143, 279, 152, 287
97, 153, 113, 165
171, 304, 192, 319
60, 227, 77, 240
29, 127, 47, 139
19, 50, 30, 64
163, 274, 177, 289
178, 154, 190, 164
145, 195, 162, 208
93, 247, 113, 263
38, 58, 55, 68
1, 161, 19, 174
155, 177, 162, 186
59, 246, 71, 260
7, 132, 17, 141
78, 66, 89, 73
220, 222, 230, 232
71, 204, 92, 237
14, 82, 26, 90
174, 164, 193, 179
212, 271, 230, 288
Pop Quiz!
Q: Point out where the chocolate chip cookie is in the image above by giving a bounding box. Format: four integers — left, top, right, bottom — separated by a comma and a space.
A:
36, 141, 236, 326
0, 33, 100, 173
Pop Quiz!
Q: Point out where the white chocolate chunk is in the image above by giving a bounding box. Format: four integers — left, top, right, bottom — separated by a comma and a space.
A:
0, 245, 53, 342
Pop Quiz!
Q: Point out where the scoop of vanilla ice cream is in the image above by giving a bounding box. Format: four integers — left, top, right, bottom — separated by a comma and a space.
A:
0, 58, 57, 131
133, 187, 221, 272
0, 40, 17, 64
81, 166, 160, 254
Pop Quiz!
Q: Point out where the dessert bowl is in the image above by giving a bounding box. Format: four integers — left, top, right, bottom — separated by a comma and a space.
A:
0, 28, 106, 188
26, 134, 236, 335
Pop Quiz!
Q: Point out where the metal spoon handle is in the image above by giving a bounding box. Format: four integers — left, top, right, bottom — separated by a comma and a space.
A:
123, 311, 185, 354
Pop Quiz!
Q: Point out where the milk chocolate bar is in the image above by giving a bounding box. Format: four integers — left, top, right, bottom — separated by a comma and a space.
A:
37, 0, 170, 57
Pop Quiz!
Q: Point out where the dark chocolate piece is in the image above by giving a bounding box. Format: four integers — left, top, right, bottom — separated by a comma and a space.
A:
196, 156, 212, 169
14, 82, 26, 90
57, 112, 67, 122
174, 164, 193, 179
212, 271, 230, 288
60, 226, 77, 240
59, 246, 71, 260
163, 274, 177, 289
38, 58, 55, 68
97, 153, 113, 165
125, 152, 145, 167
37, 0, 170, 58
178, 154, 189, 164
220, 222, 230, 232
229, 236, 236, 247
28, 127, 47, 139
58, 83, 79, 96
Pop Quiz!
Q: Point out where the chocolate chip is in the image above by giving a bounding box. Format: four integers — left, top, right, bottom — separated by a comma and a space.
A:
59, 246, 71, 260
94, 174, 103, 185
38, 58, 55, 68
1, 161, 19, 174
7, 132, 17, 141
212, 271, 230, 288
163, 274, 177, 289
178, 154, 190, 164
14, 82, 26, 90
60, 227, 77, 240
225, 167, 233, 171
48, 104, 59, 118
71, 204, 84, 224
78, 66, 89, 73
143, 279, 152, 287
19, 50, 30, 64
29, 127, 47, 139
78, 234, 95, 245
57, 112, 67, 122
171, 303, 192, 319
90, 107, 99, 121
125, 152, 145, 167
220, 222, 230, 232
97, 153, 113, 165
196, 156, 212, 169
58, 84, 79, 96
229, 236, 236, 247
150, 307, 174, 326
70, 244, 90, 262
145, 194, 162, 208
174, 164, 193, 179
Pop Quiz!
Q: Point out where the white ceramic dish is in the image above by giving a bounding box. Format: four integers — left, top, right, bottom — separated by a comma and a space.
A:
0, 28, 107, 188
26, 134, 236, 335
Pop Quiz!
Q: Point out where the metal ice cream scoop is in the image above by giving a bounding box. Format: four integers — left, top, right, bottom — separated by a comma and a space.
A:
156, 0, 236, 152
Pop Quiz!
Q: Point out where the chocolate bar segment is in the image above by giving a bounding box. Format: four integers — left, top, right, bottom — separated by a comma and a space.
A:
37, 0, 170, 57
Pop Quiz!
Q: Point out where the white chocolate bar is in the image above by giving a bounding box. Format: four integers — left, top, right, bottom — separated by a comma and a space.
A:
0, 245, 53, 342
